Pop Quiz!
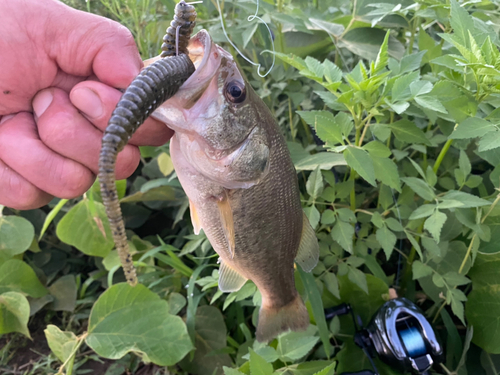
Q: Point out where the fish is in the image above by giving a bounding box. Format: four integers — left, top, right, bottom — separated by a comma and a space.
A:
146, 30, 319, 342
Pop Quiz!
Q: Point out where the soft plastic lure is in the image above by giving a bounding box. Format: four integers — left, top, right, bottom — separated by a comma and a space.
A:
99, 1, 196, 286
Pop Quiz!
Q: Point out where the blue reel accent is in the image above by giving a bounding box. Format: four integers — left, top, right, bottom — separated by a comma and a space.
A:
399, 327, 427, 357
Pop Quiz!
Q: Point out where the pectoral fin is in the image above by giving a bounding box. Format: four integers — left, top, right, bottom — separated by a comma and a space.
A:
219, 260, 247, 292
295, 212, 319, 272
189, 200, 202, 235
217, 193, 235, 259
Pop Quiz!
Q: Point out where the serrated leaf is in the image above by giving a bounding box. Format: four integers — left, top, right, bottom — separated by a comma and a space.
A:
450, 0, 475, 47
410, 80, 433, 97
304, 205, 320, 229
363, 141, 391, 158
449, 117, 495, 139
392, 71, 420, 102
323, 272, 340, 299
277, 333, 319, 361
459, 150, 472, 177
412, 261, 433, 279
347, 267, 368, 294
441, 190, 490, 208
322, 59, 342, 83
0, 292, 30, 337
86, 283, 192, 366
273, 52, 307, 71
372, 156, 401, 192
414, 95, 448, 113
313, 362, 336, 375
424, 210, 447, 243
321, 210, 336, 225
372, 31, 390, 75
223, 367, 245, 375
0, 216, 35, 257
387, 119, 431, 145
376, 225, 397, 259
478, 131, 500, 152
409, 204, 435, 220
307, 167, 324, 201
0, 260, 47, 297
249, 348, 274, 375
401, 177, 436, 201
343, 147, 376, 186
405, 231, 423, 260
297, 110, 343, 145
331, 220, 354, 253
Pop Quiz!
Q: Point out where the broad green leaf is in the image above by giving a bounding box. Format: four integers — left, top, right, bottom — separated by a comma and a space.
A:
322, 59, 342, 83
410, 81, 433, 97
277, 331, 319, 362
294, 152, 347, 171
363, 141, 391, 158
386, 120, 431, 145
331, 220, 354, 253
305, 56, 324, 79
376, 225, 397, 259
392, 71, 419, 102
412, 261, 433, 279
340, 28, 404, 61
323, 272, 340, 299
424, 210, 447, 243
168, 292, 186, 315
306, 167, 324, 201
297, 111, 342, 145
44, 325, 78, 363
0, 260, 47, 298
313, 362, 336, 375
400, 51, 427, 74
86, 283, 192, 366
120, 185, 176, 202
372, 156, 401, 192
0, 292, 30, 337
249, 349, 274, 375
405, 231, 423, 260
47, 275, 76, 312
304, 205, 320, 229
343, 147, 376, 186
449, 118, 495, 139
347, 267, 368, 294
401, 177, 436, 201
409, 204, 435, 220
223, 368, 245, 375
337, 208, 356, 224
157, 152, 174, 176
180, 306, 232, 375
464, 253, 497, 344
0, 216, 35, 257
273, 52, 307, 71
450, 0, 476, 47
321, 210, 336, 225
56, 199, 114, 257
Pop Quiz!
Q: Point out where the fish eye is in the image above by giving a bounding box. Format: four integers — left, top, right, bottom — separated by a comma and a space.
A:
224, 81, 246, 104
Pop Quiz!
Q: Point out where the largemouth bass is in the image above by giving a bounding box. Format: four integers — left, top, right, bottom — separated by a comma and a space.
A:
148, 30, 319, 342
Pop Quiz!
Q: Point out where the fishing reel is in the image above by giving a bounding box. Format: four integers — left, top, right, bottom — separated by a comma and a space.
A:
327, 298, 444, 375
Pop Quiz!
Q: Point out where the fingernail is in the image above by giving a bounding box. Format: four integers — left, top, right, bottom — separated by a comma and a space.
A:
71, 88, 103, 119
33, 90, 54, 118
0, 114, 15, 125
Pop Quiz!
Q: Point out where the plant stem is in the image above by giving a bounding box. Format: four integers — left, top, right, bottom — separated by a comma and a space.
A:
57, 333, 88, 375
433, 138, 453, 174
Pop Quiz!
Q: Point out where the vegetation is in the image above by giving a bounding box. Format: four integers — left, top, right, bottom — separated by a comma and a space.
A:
2, 0, 500, 373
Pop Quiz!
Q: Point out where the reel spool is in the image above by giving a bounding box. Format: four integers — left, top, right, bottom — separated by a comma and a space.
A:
328, 298, 444, 375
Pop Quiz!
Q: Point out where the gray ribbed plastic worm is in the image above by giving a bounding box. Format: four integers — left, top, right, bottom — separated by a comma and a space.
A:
99, 54, 195, 286
161, 0, 197, 57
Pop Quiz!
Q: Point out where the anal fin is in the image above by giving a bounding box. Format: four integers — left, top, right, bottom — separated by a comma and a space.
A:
219, 260, 247, 292
189, 200, 202, 235
217, 192, 235, 259
295, 212, 319, 272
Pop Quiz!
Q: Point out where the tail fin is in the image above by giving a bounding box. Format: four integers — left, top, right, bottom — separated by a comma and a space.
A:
256, 295, 309, 342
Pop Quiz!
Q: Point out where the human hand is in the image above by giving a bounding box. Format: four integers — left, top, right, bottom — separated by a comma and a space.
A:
0, 0, 173, 210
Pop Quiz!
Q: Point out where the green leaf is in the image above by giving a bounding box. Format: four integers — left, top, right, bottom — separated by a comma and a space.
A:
273, 52, 307, 71
249, 348, 274, 375
441, 190, 491, 208
386, 120, 431, 145
322, 59, 342, 83
297, 111, 343, 145
478, 131, 500, 152
277, 332, 319, 362
372, 156, 401, 192
343, 147, 376, 186
157, 152, 174, 176
401, 177, 436, 201
56, 199, 114, 257
47, 275, 76, 312
44, 325, 78, 363
363, 141, 391, 158
313, 362, 336, 375
294, 152, 347, 171
0, 215, 35, 257
223, 368, 245, 375
449, 118, 495, 139
304, 205, 320, 229
412, 261, 433, 279
376, 225, 397, 259
337, 208, 356, 224
340, 28, 405, 61
392, 71, 419, 102
306, 167, 324, 201
331, 220, 354, 253
414, 95, 448, 113
409, 204, 435, 220
424, 210, 447, 243
323, 272, 340, 299
0, 260, 47, 298
372, 31, 390, 75
180, 306, 232, 375
305, 56, 324, 79
410, 80, 433, 97
86, 283, 193, 366
297, 266, 332, 358
347, 267, 368, 294
0, 292, 30, 337
450, 0, 476, 47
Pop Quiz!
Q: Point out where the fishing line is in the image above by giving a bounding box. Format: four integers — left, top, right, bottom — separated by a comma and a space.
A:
216, 0, 276, 77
